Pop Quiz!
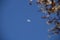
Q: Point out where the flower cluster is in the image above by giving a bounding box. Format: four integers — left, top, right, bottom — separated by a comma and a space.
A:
29, 0, 60, 38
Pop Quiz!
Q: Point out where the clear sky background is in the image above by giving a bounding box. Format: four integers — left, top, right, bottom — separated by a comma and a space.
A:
0, 0, 59, 40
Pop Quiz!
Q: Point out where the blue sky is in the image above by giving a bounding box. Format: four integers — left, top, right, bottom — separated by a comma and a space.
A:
0, 0, 59, 40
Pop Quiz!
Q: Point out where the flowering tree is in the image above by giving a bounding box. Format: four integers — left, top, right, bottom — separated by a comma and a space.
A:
29, 0, 60, 39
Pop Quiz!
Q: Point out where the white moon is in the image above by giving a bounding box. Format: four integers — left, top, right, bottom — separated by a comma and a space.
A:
27, 19, 31, 22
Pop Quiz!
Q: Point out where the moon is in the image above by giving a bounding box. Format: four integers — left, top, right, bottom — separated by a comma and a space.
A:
27, 19, 31, 22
